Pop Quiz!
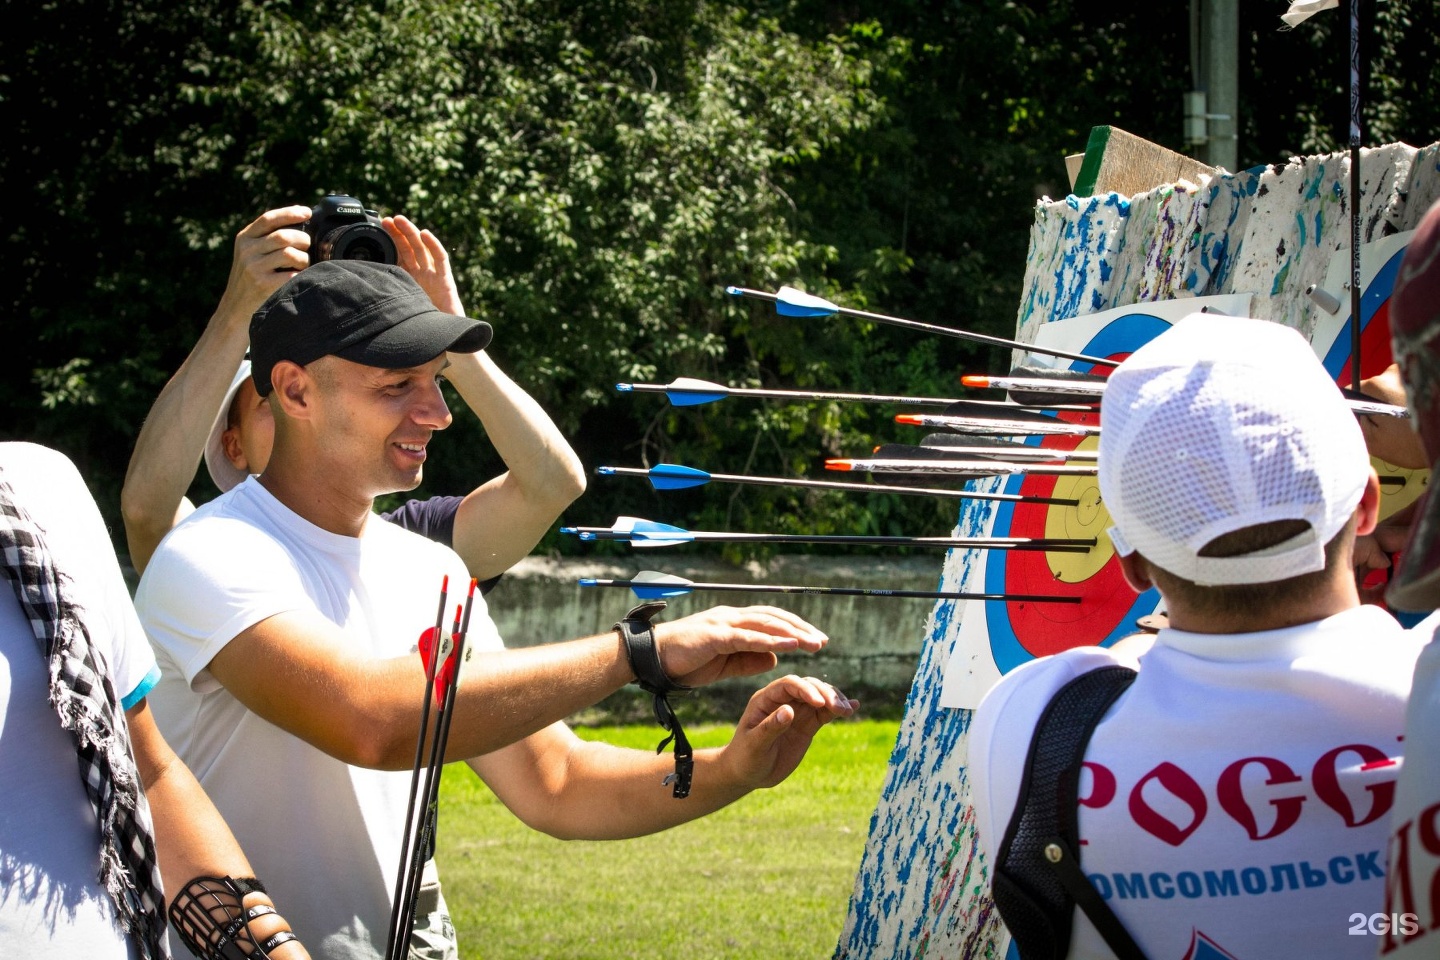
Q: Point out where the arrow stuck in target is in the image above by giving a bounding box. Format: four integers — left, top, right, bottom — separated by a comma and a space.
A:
561, 516, 1095, 552
895, 410, 1100, 438
961, 372, 1408, 418
594, 463, 1083, 506
615, 376, 1096, 412
578, 569, 1084, 604
726, 285, 1119, 368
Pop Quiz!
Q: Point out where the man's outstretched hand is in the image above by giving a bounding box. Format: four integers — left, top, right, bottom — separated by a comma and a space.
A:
721, 674, 856, 790
652, 605, 829, 688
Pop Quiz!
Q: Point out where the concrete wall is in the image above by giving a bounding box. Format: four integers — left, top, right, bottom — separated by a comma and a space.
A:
485, 553, 946, 695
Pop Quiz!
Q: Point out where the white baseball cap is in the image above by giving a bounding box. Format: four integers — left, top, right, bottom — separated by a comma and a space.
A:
1098, 314, 1370, 586
203, 359, 254, 493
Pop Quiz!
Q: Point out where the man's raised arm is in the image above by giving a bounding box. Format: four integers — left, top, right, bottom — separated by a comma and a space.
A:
383, 215, 586, 580
121, 206, 311, 574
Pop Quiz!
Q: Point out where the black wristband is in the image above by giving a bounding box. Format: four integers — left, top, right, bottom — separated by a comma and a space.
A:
617, 601, 684, 694
615, 601, 694, 798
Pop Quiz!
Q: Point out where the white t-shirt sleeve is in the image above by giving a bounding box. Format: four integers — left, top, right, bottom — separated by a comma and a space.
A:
9, 443, 159, 708
135, 515, 312, 692
969, 646, 1131, 868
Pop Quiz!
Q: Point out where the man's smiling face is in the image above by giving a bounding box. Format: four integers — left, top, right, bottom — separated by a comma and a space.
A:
306, 353, 453, 499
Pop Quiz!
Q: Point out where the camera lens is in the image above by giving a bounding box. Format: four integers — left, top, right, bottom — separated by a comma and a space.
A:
315, 223, 398, 265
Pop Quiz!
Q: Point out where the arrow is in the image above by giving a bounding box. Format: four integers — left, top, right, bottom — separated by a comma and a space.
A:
616, 376, 1099, 412
876, 439, 1098, 463
896, 411, 1099, 438
595, 463, 1082, 507
963, 372, 1105, 399
387, 578, 477, 960
726, 285, 1119, 367
617, 376, 963, 408
561, 516, 1095, 552
579, 569, 1083, 604
963, 372, 1407, 418
385, 576, 449, 960
826, 456, 1097, 478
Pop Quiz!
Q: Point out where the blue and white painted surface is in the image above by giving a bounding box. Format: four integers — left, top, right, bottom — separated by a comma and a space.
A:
836, 141, 1440, 960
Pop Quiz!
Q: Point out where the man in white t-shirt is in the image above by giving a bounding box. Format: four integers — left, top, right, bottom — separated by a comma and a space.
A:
969, 315, 1422, 959
1, 442, 310, 960
1378, 197, 1440, 958
135, 260, 854, 960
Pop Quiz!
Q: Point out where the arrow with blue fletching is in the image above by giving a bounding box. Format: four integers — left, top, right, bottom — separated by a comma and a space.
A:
561, 516, 1095, 552
578, 569, 1083, 604
725, 285, 1117, 367
594, 463, 1081, 507
614, 376, 1097, 412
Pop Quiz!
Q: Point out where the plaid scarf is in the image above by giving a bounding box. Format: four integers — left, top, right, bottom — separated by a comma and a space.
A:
0, 475, 170, 959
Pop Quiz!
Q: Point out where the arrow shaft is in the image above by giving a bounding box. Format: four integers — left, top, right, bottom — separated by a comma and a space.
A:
888, 443, 1098, 462
834, 458, 1096, 477
573, 528, 1093, 551
729, 287, 1116, 367
972, 374, 1106, 396
623, 381, 964, 407
583, 577, 1081, 603
900, 413, 1099, 436
597, 465, 1081, 506
969, 375, 1405, 418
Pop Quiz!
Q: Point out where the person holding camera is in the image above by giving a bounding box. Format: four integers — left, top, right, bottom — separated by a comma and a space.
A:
131, 259, 854, 960
121, 199, 586, 581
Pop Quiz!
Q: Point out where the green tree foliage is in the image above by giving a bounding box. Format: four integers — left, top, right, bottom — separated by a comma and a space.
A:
6, 0, 1438, 563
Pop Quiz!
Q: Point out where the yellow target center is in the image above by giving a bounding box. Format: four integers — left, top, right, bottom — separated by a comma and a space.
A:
1375, 457, 1429, 523
1044, 436, 1114, 582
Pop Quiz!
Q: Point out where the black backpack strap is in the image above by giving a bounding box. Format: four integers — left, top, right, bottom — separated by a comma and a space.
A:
990, 665, 1148, 960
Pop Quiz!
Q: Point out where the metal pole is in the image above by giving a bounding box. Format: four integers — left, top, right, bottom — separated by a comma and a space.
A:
1200, 0, 1239, 171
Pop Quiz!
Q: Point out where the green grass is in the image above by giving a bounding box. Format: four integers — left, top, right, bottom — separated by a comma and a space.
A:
435, 718, 899, 959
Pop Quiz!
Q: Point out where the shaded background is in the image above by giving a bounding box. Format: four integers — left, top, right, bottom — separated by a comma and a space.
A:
7, 0, 1437, 565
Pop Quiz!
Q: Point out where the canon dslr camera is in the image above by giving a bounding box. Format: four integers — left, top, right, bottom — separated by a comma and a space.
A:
304, 194, 397, 264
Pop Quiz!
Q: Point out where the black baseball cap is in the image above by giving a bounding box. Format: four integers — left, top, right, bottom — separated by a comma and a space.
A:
249, 260, 493, 396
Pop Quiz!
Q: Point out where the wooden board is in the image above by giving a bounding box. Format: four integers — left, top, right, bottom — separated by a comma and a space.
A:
1072, 125, 1217, 198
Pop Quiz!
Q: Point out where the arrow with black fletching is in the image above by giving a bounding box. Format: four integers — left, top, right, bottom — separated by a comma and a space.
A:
561, 516, 1095, 552
579, 569, 1083, 604
595, 463, 1081, 507
895, 402, 1100, 438
963, 366, 1109, 406
726, 285, 1118, 368
889, 437, 1099, 463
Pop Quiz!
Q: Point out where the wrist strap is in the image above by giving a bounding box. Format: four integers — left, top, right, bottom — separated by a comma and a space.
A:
616, 601, 694, 799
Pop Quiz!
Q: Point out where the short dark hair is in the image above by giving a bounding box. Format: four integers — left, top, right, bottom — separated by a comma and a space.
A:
1145, 517, 1354, 616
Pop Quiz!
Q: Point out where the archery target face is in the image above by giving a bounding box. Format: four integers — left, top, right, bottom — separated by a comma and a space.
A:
1311, 232, 1431, 582
982, 314, 1166, 671
940, 293, 1255, 709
